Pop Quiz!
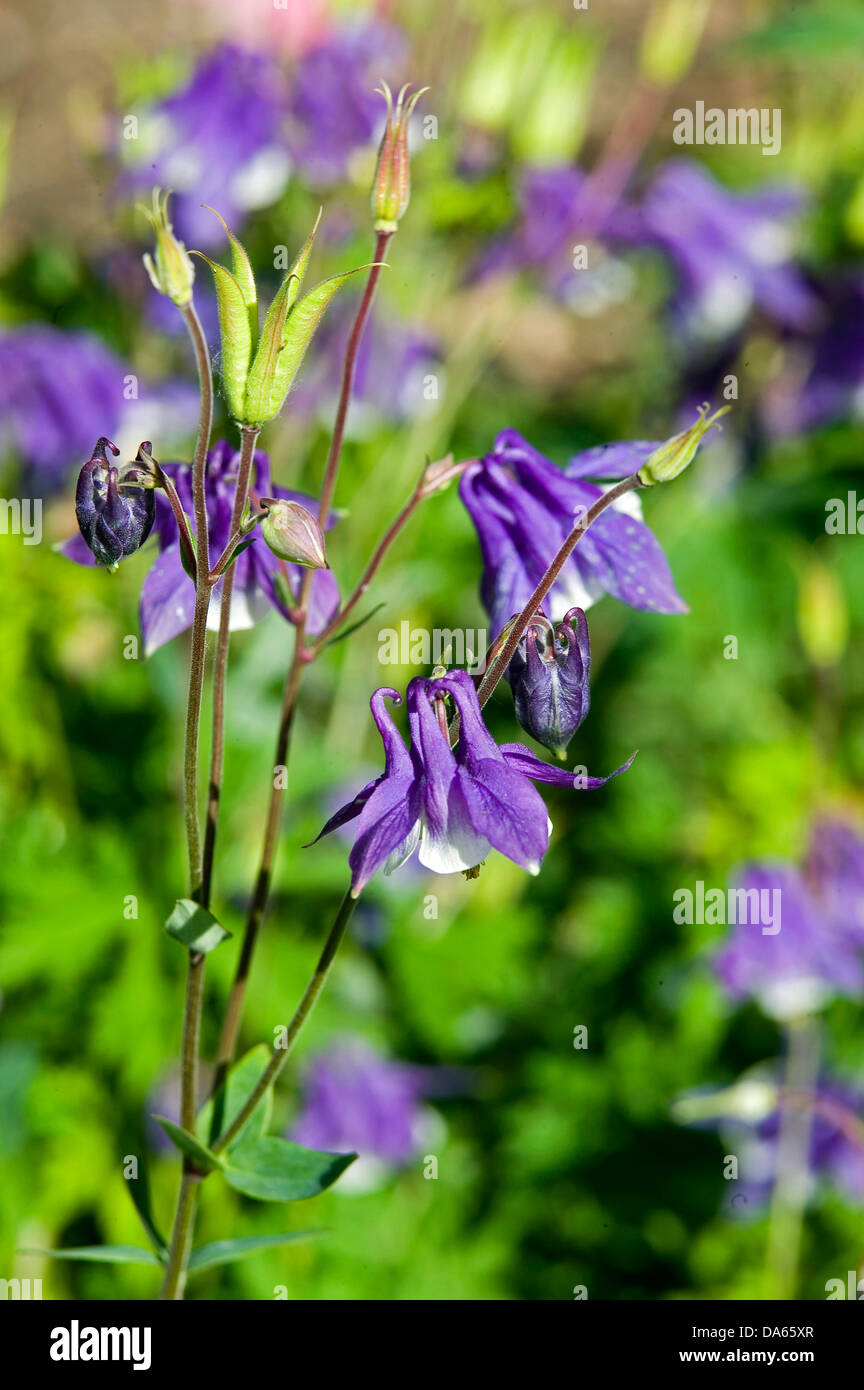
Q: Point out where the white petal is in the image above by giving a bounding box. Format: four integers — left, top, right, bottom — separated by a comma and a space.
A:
418, 815, 491, 875
383, 821, 422, 877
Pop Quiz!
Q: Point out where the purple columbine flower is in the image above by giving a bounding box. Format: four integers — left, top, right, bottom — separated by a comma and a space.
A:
675, 1070, 864, 1212
290, 1041, 429, 1166
508, 608, 591, 758
713, 864, 864, 1019
121, 45, 290, 250
622, 159, 818, 345
476, 164, 633, 306
75, 437, 155, 567
311, 669, 632, 895
0, 325, 125, 486
763, 276, 864, 437
805, 819, 864, 946
286, 21, 407, 186
459, 429, 686, 640
61, 440, 339, 656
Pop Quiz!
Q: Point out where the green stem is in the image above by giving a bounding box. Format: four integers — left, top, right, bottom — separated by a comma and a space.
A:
213, 889, 357, 1155
159, 299, 213, 1301
765, 1016, 819, 1300
201, 424, 260, 908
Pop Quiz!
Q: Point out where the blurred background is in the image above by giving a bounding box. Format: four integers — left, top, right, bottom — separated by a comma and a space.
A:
2, 0, 864, 1301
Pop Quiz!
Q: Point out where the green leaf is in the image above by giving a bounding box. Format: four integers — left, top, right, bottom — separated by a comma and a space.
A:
223, 1137, 356, 1202
199, 1044, 274, 1150
202, 205, 258, 343
125, 1162, 167, 1255
187, 1230, 322, 1274
20, 1245, 162, 1266
735, 7, 864, 57
154, 1116, 224, 1173
192, 252, 252, 419
164, 898, 231, 954
325, 601, 387, 648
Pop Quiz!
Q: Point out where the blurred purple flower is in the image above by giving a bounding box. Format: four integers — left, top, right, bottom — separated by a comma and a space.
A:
805, 819, 864, 945
122, 45, 290, 249
0, 326, 125, 486
460, 429, 686, 640
764, 277, 864, 436
624, 160, 818, 345
478, 164, 633, 305
61, 440, 339, 656
287, 21, 407, 185
713, 863, 864, 1019
290, 1042, 429, 1165
677, 1071, 864, 1211
292, 302, 440, 425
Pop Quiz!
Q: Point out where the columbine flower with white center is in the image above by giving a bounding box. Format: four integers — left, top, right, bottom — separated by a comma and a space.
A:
310, 668, 633, 895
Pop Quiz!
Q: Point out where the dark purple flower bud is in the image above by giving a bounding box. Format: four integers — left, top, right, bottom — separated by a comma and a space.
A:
75, 437, 155, 568
508, 608, 590, 758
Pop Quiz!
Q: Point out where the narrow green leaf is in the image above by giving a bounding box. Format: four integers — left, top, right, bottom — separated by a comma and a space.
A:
126, 1162, 167, 1255
20, 1245, 162, 1266
261, 265, 382, 422
202, 206, 258, 343
191, 252, 252, 419
199, 1044, 274, 1151
164, 898, 231, 954
325, 601, 388, 648
223, 1137, 356, 1202
188, 1230, 322, 1274
154, 1116, 224, 1173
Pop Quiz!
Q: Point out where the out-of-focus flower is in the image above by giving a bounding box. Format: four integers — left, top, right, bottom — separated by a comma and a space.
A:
0, 326, 124, 485
674, 1069, 864, 1211
74, 437, 155, 568
508, 608, 591, 758
311, 670, 632, 894
805, 820, 864, 945
713, 863, 864, 1019
291, 303, 440, 427
459, 429, 687, 640
764, 277, 864, 436
623, 159, 818, 344
122, 45, 291, 249
287, 21, 407, 185
61, 440, 339, 655
478, 164, 634, 309
290, 1041, 430, 1166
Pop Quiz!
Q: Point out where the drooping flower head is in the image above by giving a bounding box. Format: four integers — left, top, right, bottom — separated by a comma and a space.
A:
508, 608, 591, 758
61, 440, 339, 655
75, 437, 155, 568
459, 429, 687, 640
311, 668, 633, 895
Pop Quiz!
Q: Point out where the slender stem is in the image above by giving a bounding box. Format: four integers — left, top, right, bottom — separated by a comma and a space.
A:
211, 236, 391, 1085
311, 457, 476, 652
475, 473, 643, 709
766, 1016, 820, 1300
201, 425, 260, 908
212, 889, 357, 1155
159, 299, 213, 1301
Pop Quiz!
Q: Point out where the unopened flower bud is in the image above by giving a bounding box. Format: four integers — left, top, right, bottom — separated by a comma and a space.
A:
371, 81, 429, 232
638, 403, 729, 486
508, 608, 591, 758
141, 188, 195, 307
75, 437, 156, 568
260, 498, 327, 569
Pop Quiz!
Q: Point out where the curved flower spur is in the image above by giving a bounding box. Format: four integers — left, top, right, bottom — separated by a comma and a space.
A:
310, 669, 634, 895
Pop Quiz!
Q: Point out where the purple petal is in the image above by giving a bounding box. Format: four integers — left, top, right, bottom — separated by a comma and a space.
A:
139, 543, 196, 656
500, 743, 637, 788
456, 758, 549, 874
349, 776, 422, 895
